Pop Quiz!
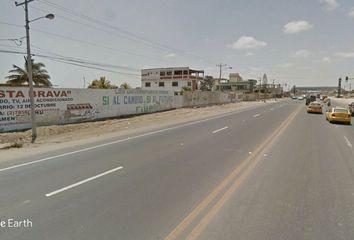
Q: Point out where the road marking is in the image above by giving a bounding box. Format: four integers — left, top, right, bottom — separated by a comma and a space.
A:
45, 166, 123, 197
164, 105, 302, 240
344, 136, 353, 148
253, 114, 260, 117
212, 126, 229, 134
0, 104, 270, 173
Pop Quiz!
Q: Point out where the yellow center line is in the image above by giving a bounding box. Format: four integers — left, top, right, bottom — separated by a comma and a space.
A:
164, 105, 302, 240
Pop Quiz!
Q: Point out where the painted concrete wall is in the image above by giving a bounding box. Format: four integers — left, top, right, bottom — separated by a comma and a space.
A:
175, 91, 242, 108
0, 87, 244, 132
0, 87, 174, 132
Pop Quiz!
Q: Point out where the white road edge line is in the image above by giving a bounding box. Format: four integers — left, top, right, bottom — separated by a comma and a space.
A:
212, 126, 229, 134
0, 103, 272, 173
253, 114, 260, 117
344, 136, 353, 148
45, 166, 123, 197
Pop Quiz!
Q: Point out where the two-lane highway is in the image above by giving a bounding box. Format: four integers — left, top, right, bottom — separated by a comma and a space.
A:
0, 99, 353, 240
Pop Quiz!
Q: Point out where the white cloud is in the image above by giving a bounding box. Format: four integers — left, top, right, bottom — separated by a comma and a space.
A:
164, 53, 176, 58
283, 20, 313, 34
294, 49, 310, 58
335, 52, 354, 58
348, 8, 354, 17
276, 63, 294, 68
245, 52, 254, 57
320, 0, 340, 11
229, 36, 267, 50
322, 57, 331, 62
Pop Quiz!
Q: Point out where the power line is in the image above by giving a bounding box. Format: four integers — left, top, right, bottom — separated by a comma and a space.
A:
31, 28, 165, 62
0, 48, 141, 77
0, 18, 164, 62
35, 0, 214, 63
0, 20, 23, 28
30, 44, 140, 72
36, 0, 180, 52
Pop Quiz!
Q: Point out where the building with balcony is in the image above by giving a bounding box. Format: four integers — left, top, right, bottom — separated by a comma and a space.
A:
141, 67, 204, 95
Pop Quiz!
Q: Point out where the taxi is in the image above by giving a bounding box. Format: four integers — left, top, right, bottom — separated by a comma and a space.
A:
325, 107, 352, 125
307, 101, 322, 114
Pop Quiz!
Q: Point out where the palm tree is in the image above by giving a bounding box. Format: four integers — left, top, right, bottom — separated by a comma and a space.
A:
88, 76, 117, 89
6, 57, 52, 87
120, 82, 131, 89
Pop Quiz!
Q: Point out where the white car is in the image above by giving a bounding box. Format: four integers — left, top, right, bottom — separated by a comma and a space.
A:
297, 96, 304, 100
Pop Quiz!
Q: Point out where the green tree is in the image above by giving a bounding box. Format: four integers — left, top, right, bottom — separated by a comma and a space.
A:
6, 57, 52, 87
120, 82, 131, 89
200, 75, 215, 91
88, 76, 117, 89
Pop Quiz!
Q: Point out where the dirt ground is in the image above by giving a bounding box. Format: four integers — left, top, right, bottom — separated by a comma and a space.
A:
0, 101, 269, 159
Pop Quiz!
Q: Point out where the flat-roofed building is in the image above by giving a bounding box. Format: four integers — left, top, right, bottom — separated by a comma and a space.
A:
141, 67, 204, 95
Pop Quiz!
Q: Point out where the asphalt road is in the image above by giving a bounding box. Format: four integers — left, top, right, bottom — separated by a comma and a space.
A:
0, 99, 353, 240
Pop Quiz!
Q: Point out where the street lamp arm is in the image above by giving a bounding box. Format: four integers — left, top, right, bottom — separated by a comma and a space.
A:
29, 14, 55, 23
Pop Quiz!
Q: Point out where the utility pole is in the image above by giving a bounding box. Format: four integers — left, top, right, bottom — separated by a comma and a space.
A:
345, 76, 354, 95
258, 78, 261, 101
272, 79, 276, 101
216, 63, 226, 91
16, 0, 37, 143
15, 0, 54, 143
337, 77, 342, 98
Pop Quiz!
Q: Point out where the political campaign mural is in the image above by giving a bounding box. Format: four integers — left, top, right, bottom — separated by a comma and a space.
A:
0, 87, 174, 132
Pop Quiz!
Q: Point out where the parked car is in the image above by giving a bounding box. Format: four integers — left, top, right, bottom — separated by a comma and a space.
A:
348, 102, 354, 116
325, 107, 351, 125
297, 96, 304, 100
307, 101, 322, 114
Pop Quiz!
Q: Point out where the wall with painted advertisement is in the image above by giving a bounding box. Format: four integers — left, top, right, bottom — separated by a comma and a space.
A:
0, 87, 174, 132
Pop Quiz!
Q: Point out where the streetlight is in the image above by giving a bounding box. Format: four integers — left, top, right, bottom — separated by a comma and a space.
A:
15, 0, 54, 143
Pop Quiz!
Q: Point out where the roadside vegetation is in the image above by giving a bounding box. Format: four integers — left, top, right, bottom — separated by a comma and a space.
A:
5, 57, 52, 87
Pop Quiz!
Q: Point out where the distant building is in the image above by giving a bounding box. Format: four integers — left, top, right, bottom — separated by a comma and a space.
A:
229, 73, 243, 82
255, 83, 283, 98
141, 67, 204, 95
215, 73, 257, 93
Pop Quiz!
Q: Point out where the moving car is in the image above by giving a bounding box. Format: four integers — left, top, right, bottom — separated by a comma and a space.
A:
307, 101, 322, 114
305, 95, 316, 105
297, 96, 304, 100
348, 102, 354, 116
325, 107, 351, 124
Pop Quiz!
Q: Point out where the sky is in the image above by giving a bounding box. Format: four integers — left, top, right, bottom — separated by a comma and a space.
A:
1, 0, 354, 89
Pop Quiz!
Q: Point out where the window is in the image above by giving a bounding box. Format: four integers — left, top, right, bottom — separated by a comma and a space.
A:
159, 82, 165, 87
172, 81, 178, 87
160, 71, 165, 76
187, 82, 192, 87
183, 70, 188, 75
145, 82, 151, 87
166, 71, 172, 76
174, 70, 182, 75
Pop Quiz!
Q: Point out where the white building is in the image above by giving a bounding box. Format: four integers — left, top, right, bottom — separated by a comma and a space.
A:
141, 67, 204, 95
